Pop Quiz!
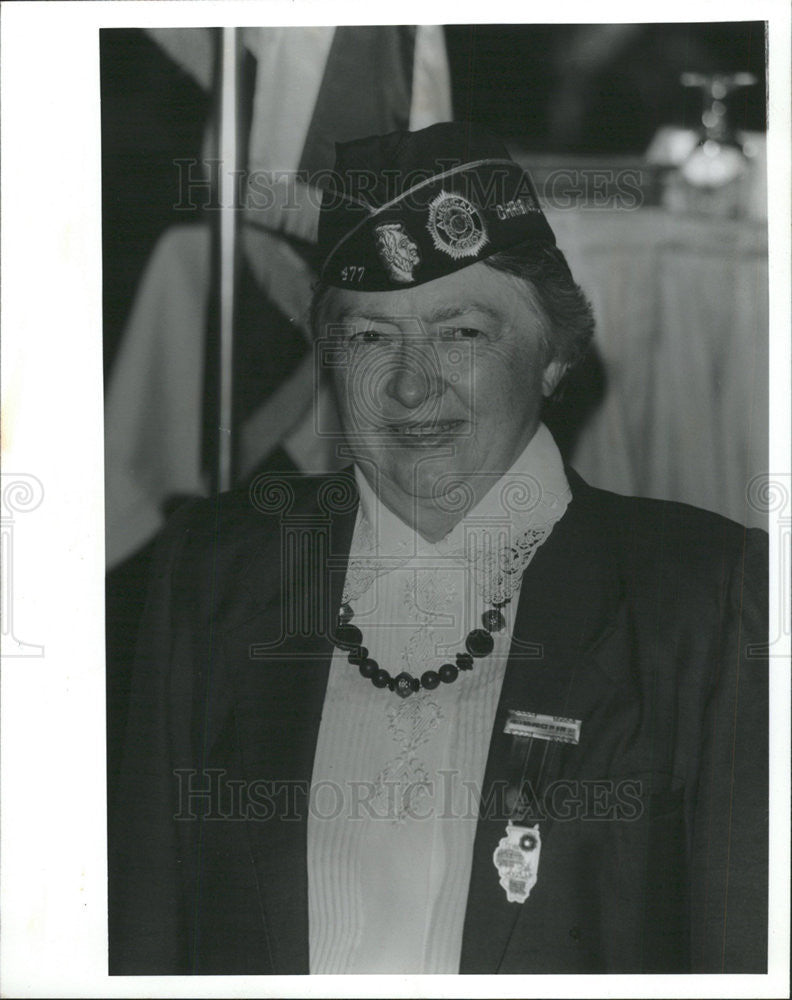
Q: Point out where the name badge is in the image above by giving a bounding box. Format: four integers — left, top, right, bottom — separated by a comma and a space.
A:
504, 710, 581, 745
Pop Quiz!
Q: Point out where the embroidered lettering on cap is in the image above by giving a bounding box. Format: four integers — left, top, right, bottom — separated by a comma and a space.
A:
373, 222, 421, 283
340, 265, 366, 283
426, 190, 488, 260
495, 196, 540, 221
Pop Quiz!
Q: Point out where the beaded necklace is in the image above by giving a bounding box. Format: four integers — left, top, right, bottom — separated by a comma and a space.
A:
332, 596, 512, 698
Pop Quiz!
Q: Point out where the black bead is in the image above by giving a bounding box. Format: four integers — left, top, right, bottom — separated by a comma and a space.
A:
334, 623, 362, 650
347, 645, 369, 665
358, 658, 378, 679
439, 662, 459, 684
466, 628, 494, 658
372, 668, 391, 688
421, 670, 441, 690
338, 602, 354, 623
482, 608, 505, 633
456, 652, 474, 671
394, 672, 417, 698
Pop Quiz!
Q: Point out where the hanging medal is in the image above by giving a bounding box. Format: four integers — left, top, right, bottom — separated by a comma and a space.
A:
492, 710, 581, 903
493, 820, 542, 903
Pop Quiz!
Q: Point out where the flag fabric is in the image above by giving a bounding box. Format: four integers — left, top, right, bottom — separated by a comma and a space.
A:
104, 224, 209, 568
243, 25, 451, 242
104, 26, 452, 568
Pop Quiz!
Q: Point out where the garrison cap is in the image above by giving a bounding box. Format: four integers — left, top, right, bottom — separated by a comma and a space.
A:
317, 121, 556, 291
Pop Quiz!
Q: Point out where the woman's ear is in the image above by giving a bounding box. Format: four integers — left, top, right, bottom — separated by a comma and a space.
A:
541, 358, 568, 397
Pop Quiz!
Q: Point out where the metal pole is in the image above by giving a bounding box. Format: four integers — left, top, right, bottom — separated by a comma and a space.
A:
216, 27, 240, 493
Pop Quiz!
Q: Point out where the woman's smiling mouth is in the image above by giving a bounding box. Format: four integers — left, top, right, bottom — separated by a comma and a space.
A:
385, 419, 466, 446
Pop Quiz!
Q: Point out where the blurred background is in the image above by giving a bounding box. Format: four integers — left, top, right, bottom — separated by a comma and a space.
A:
102, 23, 768, 778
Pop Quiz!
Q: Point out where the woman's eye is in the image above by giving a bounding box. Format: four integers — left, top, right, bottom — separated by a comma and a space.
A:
453, 327, 481, 339
351, 330, 387, 343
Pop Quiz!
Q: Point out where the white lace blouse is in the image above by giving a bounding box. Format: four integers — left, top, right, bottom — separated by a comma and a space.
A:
307, 423, 571, 973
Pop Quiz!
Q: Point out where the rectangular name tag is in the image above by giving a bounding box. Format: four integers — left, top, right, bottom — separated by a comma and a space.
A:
504, 710, 581, 745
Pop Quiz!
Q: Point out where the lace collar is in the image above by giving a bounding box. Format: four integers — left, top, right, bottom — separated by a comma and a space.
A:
343, 424, 571, 606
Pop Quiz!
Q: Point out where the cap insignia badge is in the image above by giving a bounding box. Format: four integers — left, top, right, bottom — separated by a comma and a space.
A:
427, 190, 488, 260
373, 222, 421, 283
493, 821, 542, 903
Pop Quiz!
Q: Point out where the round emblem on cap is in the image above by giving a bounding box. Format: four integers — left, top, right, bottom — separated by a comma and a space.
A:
426, 190, 488, 260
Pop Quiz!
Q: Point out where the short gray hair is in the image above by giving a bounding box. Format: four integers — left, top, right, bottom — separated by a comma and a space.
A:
482, 240, 595, 371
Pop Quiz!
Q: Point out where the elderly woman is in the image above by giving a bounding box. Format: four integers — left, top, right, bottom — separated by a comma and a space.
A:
109, 123, 767, 976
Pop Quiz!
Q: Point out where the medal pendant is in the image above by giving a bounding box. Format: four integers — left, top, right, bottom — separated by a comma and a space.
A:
493, 821, 541, 903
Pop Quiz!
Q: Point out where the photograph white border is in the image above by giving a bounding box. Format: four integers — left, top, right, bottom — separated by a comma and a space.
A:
1, 1, 789, 997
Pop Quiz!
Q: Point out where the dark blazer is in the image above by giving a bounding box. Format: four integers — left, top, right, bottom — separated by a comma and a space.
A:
108, 468, 768, 975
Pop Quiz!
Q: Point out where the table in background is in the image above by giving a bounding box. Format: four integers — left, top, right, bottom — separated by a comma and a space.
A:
548, 206, 768, 530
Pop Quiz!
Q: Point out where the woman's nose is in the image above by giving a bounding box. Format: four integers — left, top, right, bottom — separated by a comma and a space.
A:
384, 347, 439, 410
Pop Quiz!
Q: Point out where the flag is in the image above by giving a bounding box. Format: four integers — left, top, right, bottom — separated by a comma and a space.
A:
104, 26, 452, 568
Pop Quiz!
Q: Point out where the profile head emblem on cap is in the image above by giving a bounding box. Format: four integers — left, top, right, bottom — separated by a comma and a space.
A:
427, 190, 488, 260
317, 121, 556, 291
374, 222, 421, 283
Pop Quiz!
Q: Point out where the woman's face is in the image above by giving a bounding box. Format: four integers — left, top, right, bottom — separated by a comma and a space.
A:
320, 262, 564, 521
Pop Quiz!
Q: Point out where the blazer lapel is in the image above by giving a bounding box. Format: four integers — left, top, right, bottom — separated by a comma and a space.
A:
214, 478, 359, 974
460, 471, 626, 973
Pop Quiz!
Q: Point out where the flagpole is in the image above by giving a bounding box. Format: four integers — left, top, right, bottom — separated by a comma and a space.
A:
216, 27, 240, 493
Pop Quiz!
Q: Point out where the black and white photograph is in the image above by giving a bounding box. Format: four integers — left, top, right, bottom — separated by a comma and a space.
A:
1, 3, 790, 996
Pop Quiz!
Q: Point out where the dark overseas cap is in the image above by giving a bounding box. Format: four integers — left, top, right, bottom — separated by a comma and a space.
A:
317, 121, 556, 291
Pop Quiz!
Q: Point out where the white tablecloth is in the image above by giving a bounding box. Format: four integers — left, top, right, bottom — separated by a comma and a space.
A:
550, 207, 768, 529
